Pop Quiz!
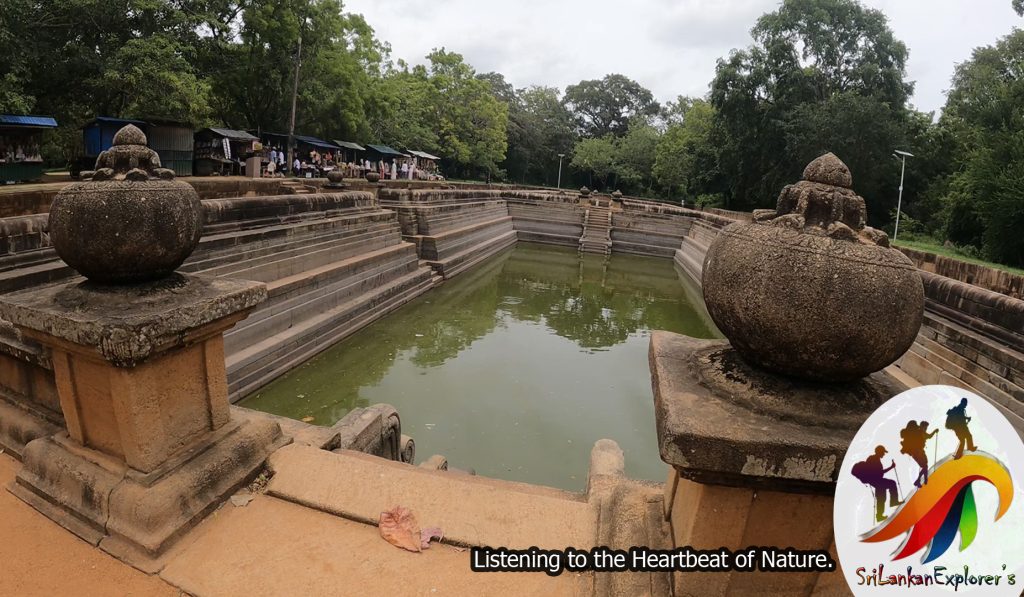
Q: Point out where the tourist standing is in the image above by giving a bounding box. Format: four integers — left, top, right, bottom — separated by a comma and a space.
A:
293, 157, 301, 177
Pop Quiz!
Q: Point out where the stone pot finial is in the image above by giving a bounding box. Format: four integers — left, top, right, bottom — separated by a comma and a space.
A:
802, 152, 852, 188
48, 125, 204, 283
580, 186, 591, 197
701, 153, 924, 382
612, 190, 623, 200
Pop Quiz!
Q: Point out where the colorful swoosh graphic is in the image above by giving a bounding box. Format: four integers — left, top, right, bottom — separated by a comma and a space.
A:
860, 453, 1013, 563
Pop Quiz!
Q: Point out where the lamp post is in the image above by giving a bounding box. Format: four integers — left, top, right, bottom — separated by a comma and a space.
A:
557, 153, 565, 189
893, 150, 914, 242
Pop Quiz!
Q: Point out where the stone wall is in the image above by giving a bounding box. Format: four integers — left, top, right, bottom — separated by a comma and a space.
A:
898, 246, 1024, 299
0, 192, 436, 405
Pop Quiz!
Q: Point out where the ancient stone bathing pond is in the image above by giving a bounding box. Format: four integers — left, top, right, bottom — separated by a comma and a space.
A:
241, 243, 720, 491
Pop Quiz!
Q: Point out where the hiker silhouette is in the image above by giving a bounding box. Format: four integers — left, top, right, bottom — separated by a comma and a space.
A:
851, 445, 903, 523
900, 420, 938, 487
946, 398, 979, 459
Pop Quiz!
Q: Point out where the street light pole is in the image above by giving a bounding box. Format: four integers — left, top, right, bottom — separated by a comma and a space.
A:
557, 153, 565, 189
287, 31, 304, 176
893, 150, 914, 242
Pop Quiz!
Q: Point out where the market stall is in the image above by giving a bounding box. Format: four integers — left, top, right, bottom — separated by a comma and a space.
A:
332, 140, 367, 177
193, 128, 260, 176
407, 149, 443, 180
0, 114, 56, 183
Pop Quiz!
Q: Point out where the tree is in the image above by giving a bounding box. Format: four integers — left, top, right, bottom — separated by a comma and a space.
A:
1014, 0, 1023, 16
710, 0, 913, 220
613, 121, 660, 194
488, 83, 575, 185
571, 136, 616, 189
424, 49, 508, 177
654, 98, 720, 201
96, 36, 211, 124
936, 29, 1024, 266
563, 74, 660, 138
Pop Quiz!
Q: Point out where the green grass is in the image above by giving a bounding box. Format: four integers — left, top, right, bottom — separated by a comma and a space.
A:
893, 238, 1024, 276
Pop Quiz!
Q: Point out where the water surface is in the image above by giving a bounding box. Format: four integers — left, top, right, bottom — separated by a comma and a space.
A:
241, 243, 719, 491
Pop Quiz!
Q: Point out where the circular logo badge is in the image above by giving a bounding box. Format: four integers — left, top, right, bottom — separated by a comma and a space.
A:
834, 385, 1024, 595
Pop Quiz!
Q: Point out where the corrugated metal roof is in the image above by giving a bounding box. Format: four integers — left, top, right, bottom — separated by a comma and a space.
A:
83, 116, 147, 129
408, 150, 441, 161
206, 128, 258, 141
294, 135, 340, 150
366, 144, 406, 157
333, 140, 366, 151
0, 115, 58, 128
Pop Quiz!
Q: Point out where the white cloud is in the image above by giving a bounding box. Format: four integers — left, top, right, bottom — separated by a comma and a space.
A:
345, 0, 1022, 114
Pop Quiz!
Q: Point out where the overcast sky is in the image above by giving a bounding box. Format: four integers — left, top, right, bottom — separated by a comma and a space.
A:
344, 0, 1022, 115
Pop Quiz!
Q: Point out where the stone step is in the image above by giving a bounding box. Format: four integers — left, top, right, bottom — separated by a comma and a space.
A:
225, 244, 420, 349
190, 224, 400, 280
898, 346, 1024, 438
427, 229, 518, 279
227, 266, 435, 399
205, 227, 402, 282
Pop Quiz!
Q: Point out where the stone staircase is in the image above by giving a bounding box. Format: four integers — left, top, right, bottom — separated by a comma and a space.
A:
181, 211, 436, 400
579, 204, 612, 255
280, 179, 314, 195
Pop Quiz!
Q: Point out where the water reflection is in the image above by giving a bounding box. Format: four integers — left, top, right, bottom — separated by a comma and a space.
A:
241, 243, 719, 490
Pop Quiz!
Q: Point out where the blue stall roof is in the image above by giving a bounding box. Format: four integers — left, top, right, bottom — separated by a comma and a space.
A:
294, 135, 340, 150
366, 144, 406, 157
0, 115, 58, 128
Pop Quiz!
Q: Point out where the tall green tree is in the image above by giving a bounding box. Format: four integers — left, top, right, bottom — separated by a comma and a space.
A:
563, 74, 660, 138
936, 29, 1024, 266
710, 0, 913, 222
571, 136, 616, 189
613, 120, 660, 194
654, 98, 721, 201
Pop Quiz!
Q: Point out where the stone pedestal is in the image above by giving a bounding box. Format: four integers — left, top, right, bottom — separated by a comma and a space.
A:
651, 332, 906, 596
0, 274, 287, 571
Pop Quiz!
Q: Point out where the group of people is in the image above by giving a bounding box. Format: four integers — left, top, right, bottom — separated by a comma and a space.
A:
369, 158, 418, 181
0, 138, 42, 163
262, 146, 443, 181
851, 397, 979, 523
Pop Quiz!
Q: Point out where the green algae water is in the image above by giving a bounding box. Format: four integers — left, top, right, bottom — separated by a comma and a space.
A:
241, 243, 720, 491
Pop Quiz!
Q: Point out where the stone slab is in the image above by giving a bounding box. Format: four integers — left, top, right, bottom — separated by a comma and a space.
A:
160, 495, 588, 597
651, 332, 906, 493
265, 443, 598, 550
0, 274, 266, 367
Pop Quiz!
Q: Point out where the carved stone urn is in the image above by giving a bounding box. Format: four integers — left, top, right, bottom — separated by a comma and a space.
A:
701, 153, 924, 381
365, 170, 381, 183
326, 169, 345, 184
49, 125, 203, 283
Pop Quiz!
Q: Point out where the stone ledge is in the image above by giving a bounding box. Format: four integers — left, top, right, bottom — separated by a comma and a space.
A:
0, 274, 266, 367
266, 443, 597, 551
651, 331, 906, 494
